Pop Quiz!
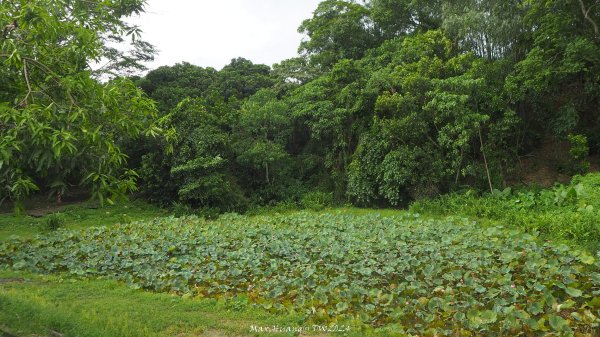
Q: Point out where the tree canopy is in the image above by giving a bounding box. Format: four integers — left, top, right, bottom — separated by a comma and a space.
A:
3, 0, 599, 212
0, 0, 158, 210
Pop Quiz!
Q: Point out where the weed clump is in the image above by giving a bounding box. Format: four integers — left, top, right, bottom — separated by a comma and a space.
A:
44, 213, 65, 231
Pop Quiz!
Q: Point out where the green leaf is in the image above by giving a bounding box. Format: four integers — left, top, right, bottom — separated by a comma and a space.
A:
579, 254, 595, 265
335, 301, 348, 312
528, 302, 544, 315
467, 309, 497, 326
564, 287, 582, 298
548, 315, 568, 331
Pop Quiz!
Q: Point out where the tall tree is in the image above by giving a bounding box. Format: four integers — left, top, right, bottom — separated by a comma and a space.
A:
506, 0, 600, 148
298, 0, 381, 68
369, 0, 442, 37
0, 0, 158, 209
235, 89, 292, 186
348, 31, 516, 205
441, 0, 528, 60
138, 62, 218, 114
212, 58, 274, 101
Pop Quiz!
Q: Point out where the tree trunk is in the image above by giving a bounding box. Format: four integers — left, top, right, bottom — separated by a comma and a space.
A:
578, 0, 599, 39
265, 162, 270, 185
479, 127, 494, 193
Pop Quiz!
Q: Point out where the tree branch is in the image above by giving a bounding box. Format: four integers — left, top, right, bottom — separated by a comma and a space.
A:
20, 61, 34, 106
479, 127, 493, 193
23, 57, 79, 108
0, 53, 80, 108
578, 0, 599, 39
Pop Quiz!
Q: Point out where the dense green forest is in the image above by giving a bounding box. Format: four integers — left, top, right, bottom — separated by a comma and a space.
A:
131, 0, 600, 213
1, 0, 599, 213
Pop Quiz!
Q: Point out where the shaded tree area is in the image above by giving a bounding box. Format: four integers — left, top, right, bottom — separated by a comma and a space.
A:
134, 0, 599, 211
133, 59, 298, 210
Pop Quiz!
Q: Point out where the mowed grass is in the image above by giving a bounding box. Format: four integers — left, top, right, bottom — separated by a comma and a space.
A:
0, 270, 399, 337
0, 270, 307, 337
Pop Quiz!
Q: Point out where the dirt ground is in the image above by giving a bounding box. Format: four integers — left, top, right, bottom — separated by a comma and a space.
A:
509, 138, 599, 187
0, 189, 92, 217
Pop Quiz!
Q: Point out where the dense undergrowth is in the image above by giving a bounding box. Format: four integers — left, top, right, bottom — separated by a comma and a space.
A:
411, 173, 600, 253
1, 212, 598, 336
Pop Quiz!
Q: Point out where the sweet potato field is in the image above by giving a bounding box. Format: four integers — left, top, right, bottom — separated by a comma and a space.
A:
1, 212, 598, 336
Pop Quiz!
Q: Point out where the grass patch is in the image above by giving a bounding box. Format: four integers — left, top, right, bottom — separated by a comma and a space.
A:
0, 270, 307, 337
0, 200, 166, 241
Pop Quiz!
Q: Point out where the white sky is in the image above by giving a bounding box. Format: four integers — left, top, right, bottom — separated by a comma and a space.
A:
129, 0, 323, 71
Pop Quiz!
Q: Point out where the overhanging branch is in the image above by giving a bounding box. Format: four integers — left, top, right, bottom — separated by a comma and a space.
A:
0, 53, 80, 108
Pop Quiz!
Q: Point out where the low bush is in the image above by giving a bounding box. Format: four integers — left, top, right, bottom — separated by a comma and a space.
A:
411, 173, 600, 252
300, 191, 333, 210
44, 213, 65, 231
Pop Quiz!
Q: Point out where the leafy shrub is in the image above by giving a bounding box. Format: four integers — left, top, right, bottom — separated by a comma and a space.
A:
568, 134, 591, 174
44, 213, 65, 231
246, 200, 299, 216
552, 183, 583, 206
195, 207, 221, 220
117, 213, 132, 224
569, 134, 590, 160
171, 202, 195, 218
172, 202, 221, 220
269, 200, 300, 213
138, 151, 179, 207
300, 191, 333, 210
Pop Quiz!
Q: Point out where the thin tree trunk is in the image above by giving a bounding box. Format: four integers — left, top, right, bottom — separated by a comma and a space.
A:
455, 148, 463, 185
265, 162, 270, 185
479, 127, 493, 193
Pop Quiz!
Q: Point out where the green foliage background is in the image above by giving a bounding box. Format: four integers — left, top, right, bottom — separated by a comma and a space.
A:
128, 0, 599, 213
2, 0, 599, 216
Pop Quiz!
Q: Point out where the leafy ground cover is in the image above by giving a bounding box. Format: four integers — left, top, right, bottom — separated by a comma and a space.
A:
411, 173, 600, 253
1, 212, 598, 336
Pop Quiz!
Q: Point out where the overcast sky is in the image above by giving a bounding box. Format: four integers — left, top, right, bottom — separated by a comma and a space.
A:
129, 0, 322, 71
